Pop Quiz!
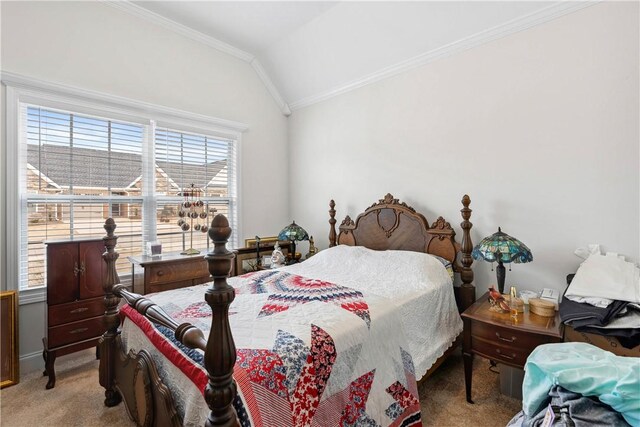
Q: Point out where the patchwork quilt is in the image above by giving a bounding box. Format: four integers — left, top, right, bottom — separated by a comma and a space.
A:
120, 246, 463, 426
122, 270, 422, 427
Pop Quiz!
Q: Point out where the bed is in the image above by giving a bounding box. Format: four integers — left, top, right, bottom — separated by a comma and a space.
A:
98, 194, 476, 427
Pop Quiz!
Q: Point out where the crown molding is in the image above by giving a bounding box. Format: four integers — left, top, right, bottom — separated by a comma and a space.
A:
289, 1, 598, 111
102, 0, 291, 116
1, 71, 249, 134
103, 1, 254, 62
251, 59, 291, 117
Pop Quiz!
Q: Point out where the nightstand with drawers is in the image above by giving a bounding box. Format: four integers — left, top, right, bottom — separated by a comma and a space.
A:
461, 292, 563, 403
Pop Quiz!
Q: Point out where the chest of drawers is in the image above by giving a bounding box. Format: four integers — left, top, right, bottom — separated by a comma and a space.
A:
129, 252, 211, 294
43, 239, 106, 389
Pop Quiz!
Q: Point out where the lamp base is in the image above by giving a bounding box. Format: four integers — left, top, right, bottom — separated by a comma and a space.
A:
285, 241, 299, 265
496, 262, 506, 294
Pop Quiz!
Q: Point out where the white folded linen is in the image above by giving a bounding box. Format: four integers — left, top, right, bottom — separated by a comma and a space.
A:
564, 295, 613, 308
565, 252, 640, 304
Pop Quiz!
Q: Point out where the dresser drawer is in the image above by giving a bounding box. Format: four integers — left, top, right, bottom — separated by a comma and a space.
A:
471, 321, 553, 353
147, 277, 210, 294
147, 260, 209, 286
48, 297, 104, 327
471, 337, 530, 367
48, 316, 103, 348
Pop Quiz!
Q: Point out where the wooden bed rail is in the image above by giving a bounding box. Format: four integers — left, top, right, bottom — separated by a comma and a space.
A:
100, 215, 239, 427
112, 284, 208, 351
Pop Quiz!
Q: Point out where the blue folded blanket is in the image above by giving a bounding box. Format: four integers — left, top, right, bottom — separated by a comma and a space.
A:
523, 343, 640, 426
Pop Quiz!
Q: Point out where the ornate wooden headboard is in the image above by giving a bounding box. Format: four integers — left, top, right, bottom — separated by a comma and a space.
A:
328, 193, 475, 311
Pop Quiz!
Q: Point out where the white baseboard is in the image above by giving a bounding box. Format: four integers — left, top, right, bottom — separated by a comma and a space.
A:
19, 351, 44, 375
19, 347, 97, 377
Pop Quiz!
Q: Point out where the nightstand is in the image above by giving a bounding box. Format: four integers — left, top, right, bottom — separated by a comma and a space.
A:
461, 292, 563, 403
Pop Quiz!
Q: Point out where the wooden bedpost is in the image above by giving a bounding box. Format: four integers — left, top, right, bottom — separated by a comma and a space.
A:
100, 218, 123, 407
329, 199, 337, 247
204, 214, 238, 427
459, 195, 475, 312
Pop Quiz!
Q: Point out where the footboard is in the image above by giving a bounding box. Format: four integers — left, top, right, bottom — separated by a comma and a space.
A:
99, 215, 238, 427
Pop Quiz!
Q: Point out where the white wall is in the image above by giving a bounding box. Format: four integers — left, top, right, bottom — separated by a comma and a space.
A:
289, 2, 639, 296
1, 1, 288, 372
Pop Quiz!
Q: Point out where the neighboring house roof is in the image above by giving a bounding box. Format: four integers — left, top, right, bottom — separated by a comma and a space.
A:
27, 144, 227, 191
156, 159, 227, 190
26, 163, 61, 189
27, 144, 142, 189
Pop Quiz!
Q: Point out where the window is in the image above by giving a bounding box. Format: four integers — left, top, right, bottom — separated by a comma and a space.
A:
23, 108, 145, 289
154, 128, 237, 255
15, 102, 240, 291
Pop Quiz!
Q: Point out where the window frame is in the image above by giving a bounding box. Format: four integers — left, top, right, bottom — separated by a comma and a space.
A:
3, 72, 247, 304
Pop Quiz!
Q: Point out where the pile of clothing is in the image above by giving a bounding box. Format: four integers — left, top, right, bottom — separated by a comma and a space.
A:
507, 343, 639, 427
560, 245, 640, 349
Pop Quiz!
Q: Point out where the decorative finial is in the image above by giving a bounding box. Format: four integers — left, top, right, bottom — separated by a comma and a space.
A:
104, 217, 117, 237
208, 214, 232, 243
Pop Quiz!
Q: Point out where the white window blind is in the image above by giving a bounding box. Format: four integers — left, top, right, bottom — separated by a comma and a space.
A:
22, 106, 145, 289
153, 127, 238, 255
19, 105, 239, 290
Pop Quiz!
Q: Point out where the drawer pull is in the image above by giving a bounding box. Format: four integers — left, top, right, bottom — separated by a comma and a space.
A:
495, 332, 516, 343
69, 327, 89, 335
156, 270, 164, 276
69, 307, 89, 314
496, 348, 516, 360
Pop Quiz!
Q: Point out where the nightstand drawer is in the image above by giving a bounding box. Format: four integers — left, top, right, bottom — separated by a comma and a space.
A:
472, 337, 530, 367
147, 260, 209, 285
471, 322, 551, 352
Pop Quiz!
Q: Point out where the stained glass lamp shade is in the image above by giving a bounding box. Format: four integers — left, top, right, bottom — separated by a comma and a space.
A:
278, 221, 309, 262
472, 227, 533, 294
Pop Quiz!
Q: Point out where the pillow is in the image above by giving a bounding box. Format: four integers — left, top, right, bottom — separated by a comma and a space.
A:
300, 244, 453, 287
431, 255, 455, 281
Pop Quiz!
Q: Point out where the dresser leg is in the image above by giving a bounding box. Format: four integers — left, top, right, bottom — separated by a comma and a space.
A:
42, 348, 48, 376
463, 351, 474, 404
45, 350, 57, 389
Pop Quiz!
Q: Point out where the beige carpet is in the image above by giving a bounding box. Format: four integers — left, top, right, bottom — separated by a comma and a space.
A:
0, 349, 521, 426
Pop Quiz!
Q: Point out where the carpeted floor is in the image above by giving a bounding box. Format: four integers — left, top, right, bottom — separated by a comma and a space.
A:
0, 348, 521, 426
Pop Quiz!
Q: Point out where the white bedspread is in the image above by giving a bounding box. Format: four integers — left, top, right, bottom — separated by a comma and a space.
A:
283, 245, 463, 379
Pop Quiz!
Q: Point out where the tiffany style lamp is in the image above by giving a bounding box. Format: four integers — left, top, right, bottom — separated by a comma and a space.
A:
472, 227, 533, 294
277, 221, 309, 264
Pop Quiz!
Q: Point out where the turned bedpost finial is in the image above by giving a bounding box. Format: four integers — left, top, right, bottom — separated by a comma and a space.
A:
100, 218, 123, 407
329, 199, 337, 247
204, 214, 238, 427
459, 195, 475, 310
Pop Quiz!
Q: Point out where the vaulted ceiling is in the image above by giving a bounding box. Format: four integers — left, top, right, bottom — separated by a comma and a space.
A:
122, 1, 593, 115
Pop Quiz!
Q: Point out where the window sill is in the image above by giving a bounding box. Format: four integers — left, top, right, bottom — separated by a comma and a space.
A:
18, 287, 46, 305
